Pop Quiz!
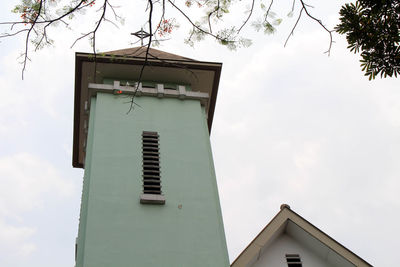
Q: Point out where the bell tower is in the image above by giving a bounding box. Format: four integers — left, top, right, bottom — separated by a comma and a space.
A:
72, 47, 229, 266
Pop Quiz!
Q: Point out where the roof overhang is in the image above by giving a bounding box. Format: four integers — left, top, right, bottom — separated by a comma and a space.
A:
73, 51, 222, 168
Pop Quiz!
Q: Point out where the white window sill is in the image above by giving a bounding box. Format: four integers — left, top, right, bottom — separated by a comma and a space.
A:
140, 194, 166, 205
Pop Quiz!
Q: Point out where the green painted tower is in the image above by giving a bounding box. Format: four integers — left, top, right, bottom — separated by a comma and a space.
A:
72, 47, 229, 267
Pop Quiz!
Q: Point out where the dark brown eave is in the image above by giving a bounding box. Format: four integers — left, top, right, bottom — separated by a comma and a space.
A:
73, 52, 222, 168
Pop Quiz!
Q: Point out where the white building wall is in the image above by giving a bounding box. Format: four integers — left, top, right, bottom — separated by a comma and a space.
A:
252, 233, 334, 267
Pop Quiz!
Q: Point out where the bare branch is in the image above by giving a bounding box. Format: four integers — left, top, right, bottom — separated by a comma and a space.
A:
0, 0, 335, 79
0, 0, 101, 78
70, 32, 91, 48
237, 0, 255, 34
70, 0, 108, 49
284, 0, 333, 55
21, 0, 43, 79
167, 0, 232, 43
207, 0, 220, 33
103, 17, 119, 29
299, 0, 333, 55
0, 0, 92, 27
107, 1, 122, 21
291, 0, 296, 12
127, 0, 154, 114
284, 6, 303, 47
92, 0, 108, 81
263, 0, 274, 23
153, 0, 166, 39
0, 29, 29, 38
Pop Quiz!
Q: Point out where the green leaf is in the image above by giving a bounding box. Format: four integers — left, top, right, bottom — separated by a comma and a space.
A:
273, 18, 282, 26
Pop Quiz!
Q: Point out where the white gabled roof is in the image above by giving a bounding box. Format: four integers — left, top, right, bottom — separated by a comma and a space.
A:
231, 204, 372, 267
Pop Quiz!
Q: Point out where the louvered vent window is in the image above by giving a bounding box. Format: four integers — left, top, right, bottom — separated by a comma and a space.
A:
140, 131, 165, 204
286, 254, 302, 267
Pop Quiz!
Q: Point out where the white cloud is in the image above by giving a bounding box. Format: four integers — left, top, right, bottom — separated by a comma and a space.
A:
0, 153, 76, 260
0, 219, 36, 257
0, 56, 29, 136
212, 21, 400, 265
0, 153, 74, 217
0, 45, 74, 122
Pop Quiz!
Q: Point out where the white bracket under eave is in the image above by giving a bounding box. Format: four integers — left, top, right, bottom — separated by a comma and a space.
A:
157, 84, 164, 97
178, 85, 186, 99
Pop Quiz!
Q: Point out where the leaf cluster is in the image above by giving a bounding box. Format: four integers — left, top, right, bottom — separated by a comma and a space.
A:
336, 0, 400, 79
13, 0, 42, 23
2, 0, 334, 78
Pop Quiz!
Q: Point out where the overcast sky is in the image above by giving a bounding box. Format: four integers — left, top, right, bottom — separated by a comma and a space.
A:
1, 0, 399, 266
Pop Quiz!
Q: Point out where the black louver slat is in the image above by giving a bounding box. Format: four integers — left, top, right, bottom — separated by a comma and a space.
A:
142, 131, 161, 195
286, 254, 302, 267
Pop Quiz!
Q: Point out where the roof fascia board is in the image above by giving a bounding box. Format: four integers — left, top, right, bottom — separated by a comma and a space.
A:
75, 52, 223, 69
231, 209, 290, 267
231, 207, 372, 267
286, 209, 372, 267
73, 54, 84, 168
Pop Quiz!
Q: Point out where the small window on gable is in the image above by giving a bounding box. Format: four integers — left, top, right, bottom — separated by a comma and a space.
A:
286, 254, 302, 267
140, 131, 165, 205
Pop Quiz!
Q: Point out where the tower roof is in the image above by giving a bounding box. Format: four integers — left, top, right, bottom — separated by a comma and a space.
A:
73, 47, 222, 168
102, 46, 195, 61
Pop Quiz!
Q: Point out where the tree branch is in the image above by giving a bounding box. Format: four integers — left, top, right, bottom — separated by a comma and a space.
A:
299, 0, 333, 55
167, 0, 234, 44
284, 6, 303, 47
21, 0, 43, 79
237, 0, 255, 34
127, 0, 154, 114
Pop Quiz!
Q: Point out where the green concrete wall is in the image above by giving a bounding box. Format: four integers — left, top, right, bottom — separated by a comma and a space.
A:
76, 93, 229, 267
